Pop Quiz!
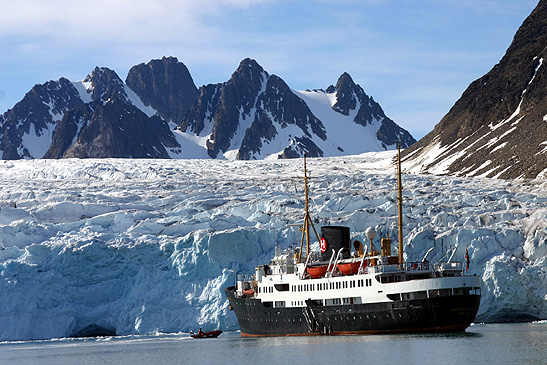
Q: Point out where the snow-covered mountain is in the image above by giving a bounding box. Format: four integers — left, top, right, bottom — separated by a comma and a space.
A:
403, 0, 547, 179
0, 155, 546, 341
0, 60, 188, 160
179, 59, 414, 159
0, 57, 415, 160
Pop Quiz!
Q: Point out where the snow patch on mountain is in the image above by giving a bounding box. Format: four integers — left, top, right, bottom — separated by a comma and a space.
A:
20, 123, 56, 159
167, 122, 216, 159
123, 85, 158, 118
72, 81, 93, 104
294, 89, 387, 156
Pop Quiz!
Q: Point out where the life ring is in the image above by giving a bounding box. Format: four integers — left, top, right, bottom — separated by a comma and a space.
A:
320, 237, 327, 253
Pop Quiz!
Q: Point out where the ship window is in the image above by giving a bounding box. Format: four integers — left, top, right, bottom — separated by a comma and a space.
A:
274, 284, 290, 292
275, 301, 285, 308
263, 301, 273, 308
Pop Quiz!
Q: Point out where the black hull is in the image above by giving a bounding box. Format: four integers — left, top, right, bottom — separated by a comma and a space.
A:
225, 287, 481, 337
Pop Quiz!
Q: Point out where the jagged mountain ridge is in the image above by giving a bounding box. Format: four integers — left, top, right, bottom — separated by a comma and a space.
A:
43, 66, 180, 159
402, 0, 547, 179
180, 58, 415, 159
0, 57, 415, 160
180, 59, 329, 159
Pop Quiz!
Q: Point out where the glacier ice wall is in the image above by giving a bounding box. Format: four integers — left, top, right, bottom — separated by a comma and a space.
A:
0, 153, 546, 340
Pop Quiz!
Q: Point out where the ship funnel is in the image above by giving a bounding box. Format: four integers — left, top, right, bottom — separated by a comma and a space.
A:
320, 226, 350, 261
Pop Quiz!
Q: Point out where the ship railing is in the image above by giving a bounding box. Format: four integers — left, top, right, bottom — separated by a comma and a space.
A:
365, 264, 398, 274
364, 261, 432, 274
403, 262, 431, 272
435, 261, 463, 271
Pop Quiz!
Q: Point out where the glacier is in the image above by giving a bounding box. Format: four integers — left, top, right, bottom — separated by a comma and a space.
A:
0, 152, 546, 341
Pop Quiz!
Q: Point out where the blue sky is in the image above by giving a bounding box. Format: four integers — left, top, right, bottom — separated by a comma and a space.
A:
0, 0, 539, 139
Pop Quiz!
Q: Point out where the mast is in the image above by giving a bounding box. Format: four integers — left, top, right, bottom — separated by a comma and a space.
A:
397, 142, 404, 266
297, 154, 320, 263
304, 154, 310, 260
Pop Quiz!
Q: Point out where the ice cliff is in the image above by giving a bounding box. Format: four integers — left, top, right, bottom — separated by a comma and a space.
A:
0, 152, 546, 340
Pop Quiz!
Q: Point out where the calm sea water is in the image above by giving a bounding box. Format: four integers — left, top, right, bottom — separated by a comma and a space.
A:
1, 323, 546, 365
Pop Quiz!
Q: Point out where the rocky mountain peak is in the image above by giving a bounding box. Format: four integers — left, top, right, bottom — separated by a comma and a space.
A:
228, 58, 268, 104
326, 72, 359, 116
126, 56, 198, 123
82, 67, 127, 101
234, 58, 268, 81
402, 0, 547, 179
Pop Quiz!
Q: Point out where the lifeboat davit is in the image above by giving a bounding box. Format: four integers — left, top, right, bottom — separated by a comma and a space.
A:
307, 265, 328, 279
337, 261, 364, 275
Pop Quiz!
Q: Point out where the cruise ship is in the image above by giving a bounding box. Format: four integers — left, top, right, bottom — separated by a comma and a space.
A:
225, 146, 481, 336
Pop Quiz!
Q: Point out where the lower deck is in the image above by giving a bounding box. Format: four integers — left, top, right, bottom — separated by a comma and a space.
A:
225, 286, 481, 336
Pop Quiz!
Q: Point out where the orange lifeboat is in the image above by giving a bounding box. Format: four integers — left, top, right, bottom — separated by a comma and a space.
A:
307, 265, 328, 279
337, 261, 365, 275
243, 288, 254, 295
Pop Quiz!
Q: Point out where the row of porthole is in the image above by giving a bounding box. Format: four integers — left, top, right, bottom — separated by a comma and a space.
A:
244, 312, 403, 322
